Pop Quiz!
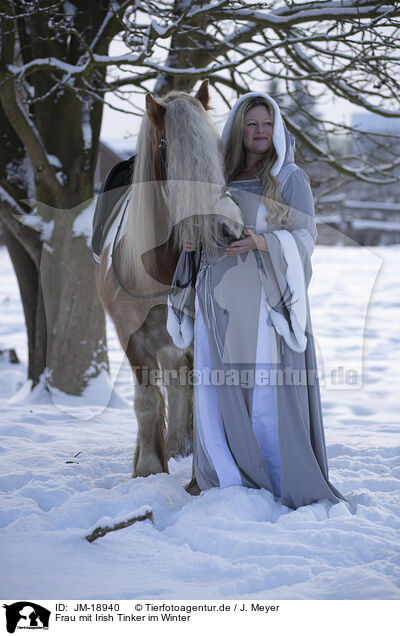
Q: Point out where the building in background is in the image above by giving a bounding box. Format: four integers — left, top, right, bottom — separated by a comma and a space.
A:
95, 138, 136, 189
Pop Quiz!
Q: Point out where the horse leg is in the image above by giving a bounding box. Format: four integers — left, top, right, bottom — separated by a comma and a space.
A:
158, 345, 201, 495
133, 382, 169, 477
165, 379, 193, 458
158, 345, 194, 459
184, 458, 201, 496
126, 336, 169, 478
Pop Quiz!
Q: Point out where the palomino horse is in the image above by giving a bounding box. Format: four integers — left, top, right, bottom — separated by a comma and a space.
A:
96, 80, 244, 494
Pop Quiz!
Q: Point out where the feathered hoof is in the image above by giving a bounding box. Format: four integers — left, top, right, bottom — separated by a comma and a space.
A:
133, 450, 168, 478
184, 477, 201, 496
166, 435, 193, 460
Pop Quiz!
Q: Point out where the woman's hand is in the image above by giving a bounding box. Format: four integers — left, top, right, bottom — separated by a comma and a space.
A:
223, 228, 268, 256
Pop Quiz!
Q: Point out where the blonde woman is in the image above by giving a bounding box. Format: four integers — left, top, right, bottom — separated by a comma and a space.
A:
171, 92, 346, 510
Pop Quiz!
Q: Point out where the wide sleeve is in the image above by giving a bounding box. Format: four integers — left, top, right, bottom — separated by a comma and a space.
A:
258, 168, 317, 353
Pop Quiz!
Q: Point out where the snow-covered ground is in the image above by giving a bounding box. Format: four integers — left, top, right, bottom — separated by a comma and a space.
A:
0, 244, 399, 600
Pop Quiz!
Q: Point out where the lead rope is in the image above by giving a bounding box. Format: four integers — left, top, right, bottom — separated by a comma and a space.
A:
196, 250, 230, 363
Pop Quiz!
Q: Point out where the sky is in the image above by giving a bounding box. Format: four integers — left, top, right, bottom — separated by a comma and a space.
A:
100, 80, 363, 146
99, 32, 366, 146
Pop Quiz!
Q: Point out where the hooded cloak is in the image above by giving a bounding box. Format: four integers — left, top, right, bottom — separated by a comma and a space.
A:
167, 92, 347, 510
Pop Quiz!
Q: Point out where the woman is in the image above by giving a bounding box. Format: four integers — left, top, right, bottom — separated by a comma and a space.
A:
168, 91, 346, 510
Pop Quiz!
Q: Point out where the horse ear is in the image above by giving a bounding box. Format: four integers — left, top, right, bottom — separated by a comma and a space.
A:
145, 93, 166, 132
195, 79, 211, 110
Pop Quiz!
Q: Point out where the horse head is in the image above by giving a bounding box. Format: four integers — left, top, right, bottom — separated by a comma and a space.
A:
120, 80, 244, 289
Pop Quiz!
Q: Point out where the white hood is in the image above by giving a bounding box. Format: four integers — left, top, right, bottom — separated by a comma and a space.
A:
220, 92, 295, 178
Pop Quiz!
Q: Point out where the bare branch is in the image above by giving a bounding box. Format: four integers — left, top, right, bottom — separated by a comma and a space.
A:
0, 13, 62, 200
0, 192, 42, 267
1, 0, 399, 187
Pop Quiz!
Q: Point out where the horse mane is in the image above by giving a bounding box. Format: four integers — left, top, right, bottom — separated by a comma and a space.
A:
120, 90, 228, 292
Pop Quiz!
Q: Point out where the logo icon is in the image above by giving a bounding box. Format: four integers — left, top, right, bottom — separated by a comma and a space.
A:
3, 603, 51, 633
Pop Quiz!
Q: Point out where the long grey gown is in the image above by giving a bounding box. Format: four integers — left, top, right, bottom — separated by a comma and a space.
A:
193, 178, 283, 498
189, 175, 347, 510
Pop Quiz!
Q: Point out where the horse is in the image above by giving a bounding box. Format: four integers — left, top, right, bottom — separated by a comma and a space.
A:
95, 80, 244, 494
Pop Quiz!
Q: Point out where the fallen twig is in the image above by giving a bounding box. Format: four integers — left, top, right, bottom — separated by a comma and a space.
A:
85, 508, 154, 543
65, 451, 82, 464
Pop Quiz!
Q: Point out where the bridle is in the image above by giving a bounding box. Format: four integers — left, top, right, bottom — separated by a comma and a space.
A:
158, 137, 167, 182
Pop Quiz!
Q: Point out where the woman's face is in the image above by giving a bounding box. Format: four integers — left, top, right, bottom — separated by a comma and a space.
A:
242, 105, 273, 156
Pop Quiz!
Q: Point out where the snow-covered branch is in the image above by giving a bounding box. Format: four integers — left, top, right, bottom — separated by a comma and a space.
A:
201, 0, 399, 27
85, 507, 154, 542
1, 0, 399, 187
286, 32, 400, 116
284, 112, 400, 184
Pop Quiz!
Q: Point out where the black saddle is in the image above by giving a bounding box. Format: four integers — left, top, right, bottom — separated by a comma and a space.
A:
91, 154, 136, 263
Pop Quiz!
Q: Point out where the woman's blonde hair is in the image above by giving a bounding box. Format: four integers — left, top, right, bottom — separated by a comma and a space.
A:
224, 96, 290, 226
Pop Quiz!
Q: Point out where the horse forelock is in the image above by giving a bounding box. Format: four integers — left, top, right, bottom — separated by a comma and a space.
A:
148, 92, 211, 183
164, 96, 222, 182
162, 94, 227, 251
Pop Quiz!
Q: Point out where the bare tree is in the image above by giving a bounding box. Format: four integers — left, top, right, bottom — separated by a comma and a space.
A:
0, 0, 399, 395
0, 0, 130, 393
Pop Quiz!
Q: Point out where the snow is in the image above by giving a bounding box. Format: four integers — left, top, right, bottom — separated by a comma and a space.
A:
0, 244, 399, 600
9, 58, 87, 78
46, 154, 67, 187
48, 154, 62, 169
3, 154, 35, 199
82, 116, 92, 152
317, 214, 342, 224
15, 195, 99, 250
17, 210, 55, 242
319, 195, 400, 212
72, 198, 97, 248
150, 19, 170, 37
63, 0, 76, 16
6, 158, 27, 186
8, 369, 129, 419
351, 219, 400, 231
343, 200, 400, 211
0, 185, 25, 214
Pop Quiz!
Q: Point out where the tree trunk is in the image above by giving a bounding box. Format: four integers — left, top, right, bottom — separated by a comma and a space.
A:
1, 197, 108, 396
0, 221, 45, 383
0, 2, 113, 396
153, 1, 213, 95
0, 94, 49, 386
38, 203, 109, 394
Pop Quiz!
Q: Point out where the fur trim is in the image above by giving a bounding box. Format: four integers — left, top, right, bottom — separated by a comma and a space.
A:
268, 230, 307, 353
221, 92, 286, 177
